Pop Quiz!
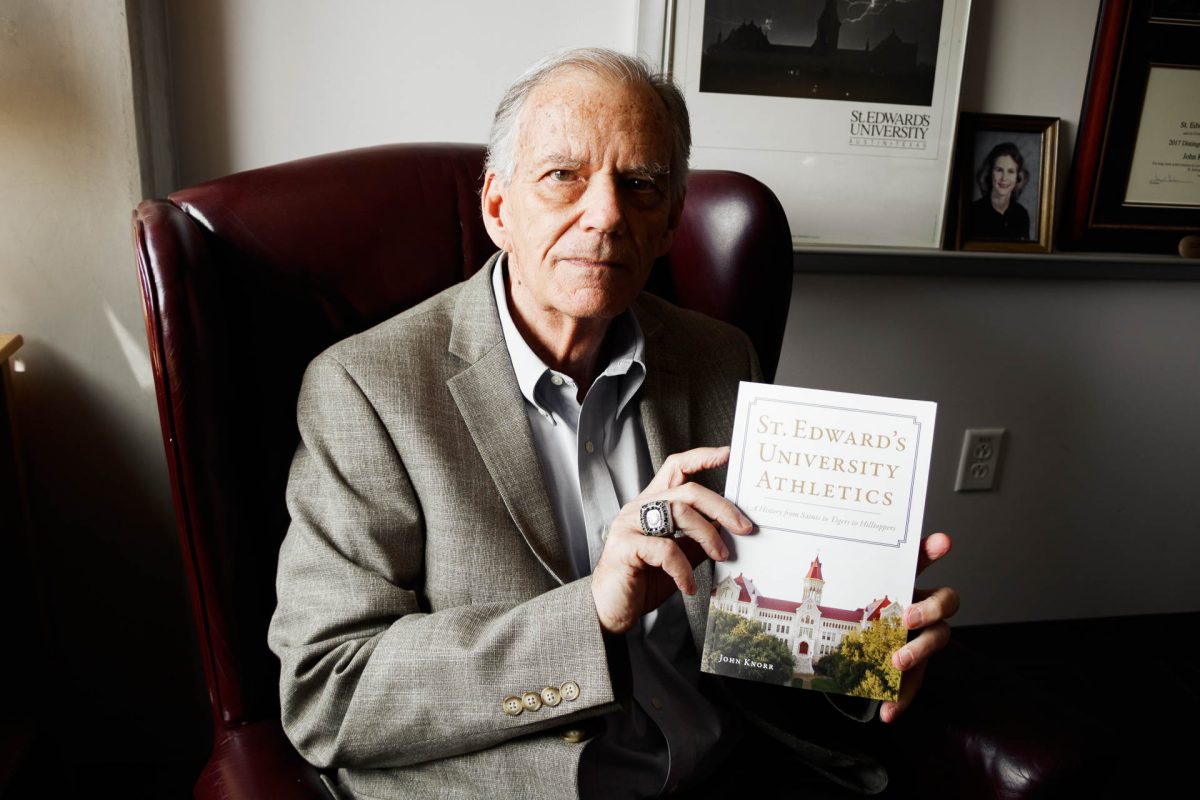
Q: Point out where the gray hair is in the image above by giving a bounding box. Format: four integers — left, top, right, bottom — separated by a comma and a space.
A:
485, 47, 692, 201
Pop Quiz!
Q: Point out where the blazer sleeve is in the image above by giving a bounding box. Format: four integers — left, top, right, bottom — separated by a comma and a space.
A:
268, 353, 622, 771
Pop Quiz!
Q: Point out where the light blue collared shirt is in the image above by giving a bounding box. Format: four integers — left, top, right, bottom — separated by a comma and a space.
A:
492, 256, 652, 577
492, 258, 726, 798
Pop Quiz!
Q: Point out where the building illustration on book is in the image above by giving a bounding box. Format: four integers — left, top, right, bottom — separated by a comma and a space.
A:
710, 555, 904, 676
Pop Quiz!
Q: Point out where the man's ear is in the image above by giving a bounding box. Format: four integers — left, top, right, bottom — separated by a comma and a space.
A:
655, 191, 686, 258
668, 191, 686, 232
481, 171, 510, 251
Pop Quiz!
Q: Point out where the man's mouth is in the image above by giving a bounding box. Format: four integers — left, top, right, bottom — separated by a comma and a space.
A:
558, 256, 626, 269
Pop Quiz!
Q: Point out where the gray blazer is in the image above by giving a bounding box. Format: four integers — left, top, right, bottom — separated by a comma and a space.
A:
269, 253, 760, 799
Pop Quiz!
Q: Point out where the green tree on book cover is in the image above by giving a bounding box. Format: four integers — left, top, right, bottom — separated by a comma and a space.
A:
815, 616, 907, 700
702, 609, 795, 685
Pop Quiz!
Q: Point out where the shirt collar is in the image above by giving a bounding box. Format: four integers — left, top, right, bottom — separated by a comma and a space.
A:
491, 254, 646, 416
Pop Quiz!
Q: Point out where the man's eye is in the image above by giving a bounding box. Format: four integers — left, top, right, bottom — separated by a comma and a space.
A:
549, 169, 575, 182
626, 177, 661, 194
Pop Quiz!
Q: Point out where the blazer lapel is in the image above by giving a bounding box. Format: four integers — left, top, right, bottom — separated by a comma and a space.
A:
446, 256, 572, 584
635, 298, 712, 647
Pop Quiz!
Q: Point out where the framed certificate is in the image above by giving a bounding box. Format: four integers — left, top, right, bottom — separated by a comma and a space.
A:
644, 0, 972, 250
1123, 66, 1200, 208
1061, 0, 1200, 254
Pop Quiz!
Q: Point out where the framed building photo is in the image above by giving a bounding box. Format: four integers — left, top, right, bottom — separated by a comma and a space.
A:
643, 0, 972, 249
1060, 0, 1200, 254
953, 114, 1059, 253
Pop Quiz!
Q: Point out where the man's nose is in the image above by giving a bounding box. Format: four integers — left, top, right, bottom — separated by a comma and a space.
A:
577, 176, 625, 234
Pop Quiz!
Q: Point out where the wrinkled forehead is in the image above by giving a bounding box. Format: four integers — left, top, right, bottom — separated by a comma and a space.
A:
515, 69, 672, 164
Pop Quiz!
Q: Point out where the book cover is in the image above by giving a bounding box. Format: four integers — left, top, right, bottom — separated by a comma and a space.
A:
700, 382, 937, 701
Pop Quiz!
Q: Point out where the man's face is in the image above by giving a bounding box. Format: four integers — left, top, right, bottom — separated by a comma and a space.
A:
482, 70, 680, 325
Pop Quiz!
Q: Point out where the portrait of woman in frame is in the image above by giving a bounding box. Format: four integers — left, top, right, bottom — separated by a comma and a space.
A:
954, 114, 1059, 253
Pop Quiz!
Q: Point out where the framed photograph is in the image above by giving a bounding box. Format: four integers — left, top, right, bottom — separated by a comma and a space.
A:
643, 0, 973, 249
952, 114, 1059, 253
1060, 0, 1200, 254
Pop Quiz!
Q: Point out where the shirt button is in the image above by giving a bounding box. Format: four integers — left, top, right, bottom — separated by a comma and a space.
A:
584, 440, 595, 454
521, 691, 543, 712
540, 686, 562, 707
560, 680, 580, 701
538, 409, 550, 419
502, 696, 523, 716
560, 728, 586, 743
550, 375, 564, 386
650, 696, 664, 710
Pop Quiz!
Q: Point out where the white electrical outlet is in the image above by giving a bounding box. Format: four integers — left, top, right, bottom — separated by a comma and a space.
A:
955, 428, 1005, 491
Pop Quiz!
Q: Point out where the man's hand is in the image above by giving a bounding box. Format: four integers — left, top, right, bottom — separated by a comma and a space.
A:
880, 532, 959, 723
591, 446, 754, 635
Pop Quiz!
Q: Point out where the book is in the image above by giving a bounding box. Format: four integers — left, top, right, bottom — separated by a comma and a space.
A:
700, 381, 937, 701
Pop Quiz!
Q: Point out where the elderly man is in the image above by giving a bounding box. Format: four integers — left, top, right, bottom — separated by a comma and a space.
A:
269, 48, 957, 799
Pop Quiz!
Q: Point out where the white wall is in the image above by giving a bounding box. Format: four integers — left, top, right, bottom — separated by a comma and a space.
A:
161, 0, 1194, 627
169, 0, 641, 186
0, 0, 205, 785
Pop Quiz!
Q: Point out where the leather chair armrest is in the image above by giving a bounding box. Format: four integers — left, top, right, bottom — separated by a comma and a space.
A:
877, 638, 1096, 799
878, 616, 1198, 798
195, 720, 330, 800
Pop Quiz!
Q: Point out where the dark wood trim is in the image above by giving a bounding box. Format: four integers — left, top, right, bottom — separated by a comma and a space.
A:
792, 247, 1200, 280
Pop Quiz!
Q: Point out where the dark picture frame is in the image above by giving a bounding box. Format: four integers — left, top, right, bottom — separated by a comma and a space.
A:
953, 114, 1059, 253
1060, 0, 1200, 254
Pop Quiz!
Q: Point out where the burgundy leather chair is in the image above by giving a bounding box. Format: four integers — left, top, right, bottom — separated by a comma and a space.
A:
132, 143, 793, 799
